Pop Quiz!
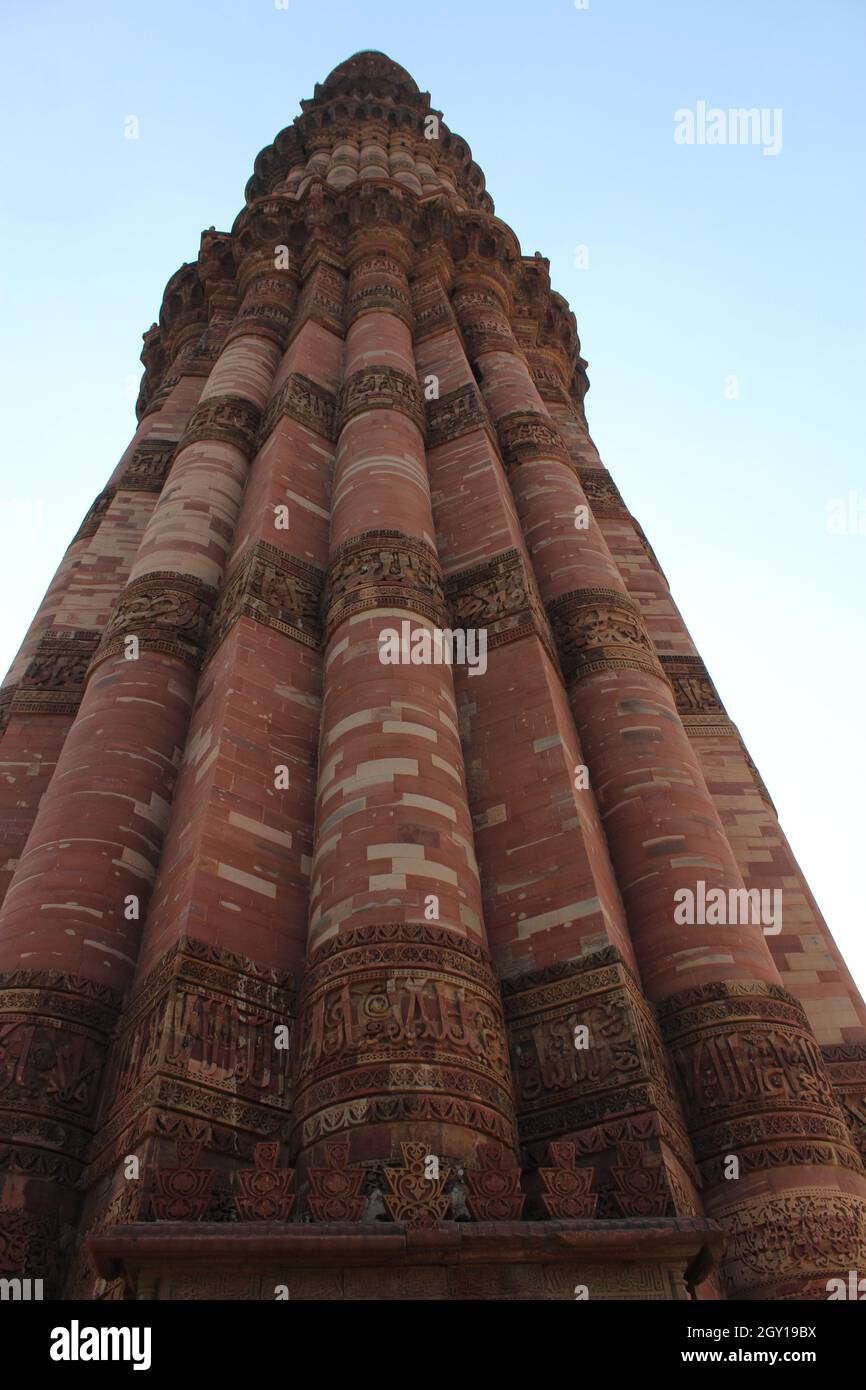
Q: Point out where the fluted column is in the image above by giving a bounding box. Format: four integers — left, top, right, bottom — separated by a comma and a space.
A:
292, 225, 518, 1188
452, 263, 866, 1299
0, 257, 294, 1283
412, 260, 703, 1222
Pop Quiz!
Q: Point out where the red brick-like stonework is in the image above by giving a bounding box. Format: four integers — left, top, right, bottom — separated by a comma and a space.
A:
1, 49, 865, 1302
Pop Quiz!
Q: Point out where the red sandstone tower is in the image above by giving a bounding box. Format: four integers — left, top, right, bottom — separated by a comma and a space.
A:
1, 51, 865, 1302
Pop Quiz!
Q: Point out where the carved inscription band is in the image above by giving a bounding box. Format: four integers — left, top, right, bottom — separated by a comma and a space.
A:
322, 529, 447, 641
291, 922, 517, 1152
338, 366, 426, 436
548, 586, 666, 684
92, 572, 218, 671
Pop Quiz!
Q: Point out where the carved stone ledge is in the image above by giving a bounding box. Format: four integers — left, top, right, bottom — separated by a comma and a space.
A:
9, 628, 100, 717
257, 372, 337, 444
93, 572, 218, 671
497, 409, 571, 471
322, 529, 447, 640
426, 382, 489, 448
180, 393, 262, 457
338, 365, 425, 436
206, 539, 324, 660
547, 586, 665, 684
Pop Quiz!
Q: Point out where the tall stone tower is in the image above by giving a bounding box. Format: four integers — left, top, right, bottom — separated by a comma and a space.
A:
1, 51, 865, 1303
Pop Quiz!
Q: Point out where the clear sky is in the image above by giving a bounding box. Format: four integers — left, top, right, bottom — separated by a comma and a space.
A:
1, 0, 863, 991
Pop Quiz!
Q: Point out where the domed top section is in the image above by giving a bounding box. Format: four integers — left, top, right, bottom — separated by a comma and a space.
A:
303, 50, 428, 112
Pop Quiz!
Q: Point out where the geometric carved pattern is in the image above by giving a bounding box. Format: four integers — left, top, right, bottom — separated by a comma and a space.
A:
608, 1141, 670, 1218
382, 1141, 452, 1227
464, 1140, 525, 1221
96, 935, 295, 1169
322, 529, 447, 640
537, 1140, 598, 1219
306, 1138, 365, 1222
233, 1142, 296, 1221
149, 1141, 214, 1221
547, 586, 666, 684
207, 539, 324, 658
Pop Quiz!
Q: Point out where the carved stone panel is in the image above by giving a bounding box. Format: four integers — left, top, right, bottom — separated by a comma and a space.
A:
323, 530, 447, 639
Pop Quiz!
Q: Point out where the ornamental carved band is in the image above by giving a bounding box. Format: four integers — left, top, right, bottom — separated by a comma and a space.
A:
180, 393, 262, 456
207, 539, 324, 659
497, 410, 572, 471
322, 530, 447, 641
0, 969, 123, 1183
547, 586, 665, 684
117, 439, 178, 493
338, 366, 426, 436
94, 572, 218, 669
502, 946, 698, 1215
257, 372, 337, 445
824, 1044, 866, 1165
657, 981, 864, 1185
445, 546, 557, 665
71, 488, 115, 545
93, 935, 295, 1180
712, 1186, 866, 1299
576, 466, 628, 517
346, 279, 413, 328
412, 278, 457, 342
291, 922, 518, 1153
426, 383, 489, 449
10, 629, 99, 717
659, 654, 726, 718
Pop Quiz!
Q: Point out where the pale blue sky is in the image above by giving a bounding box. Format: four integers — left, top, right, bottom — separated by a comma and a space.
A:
1, 0, 864, 990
